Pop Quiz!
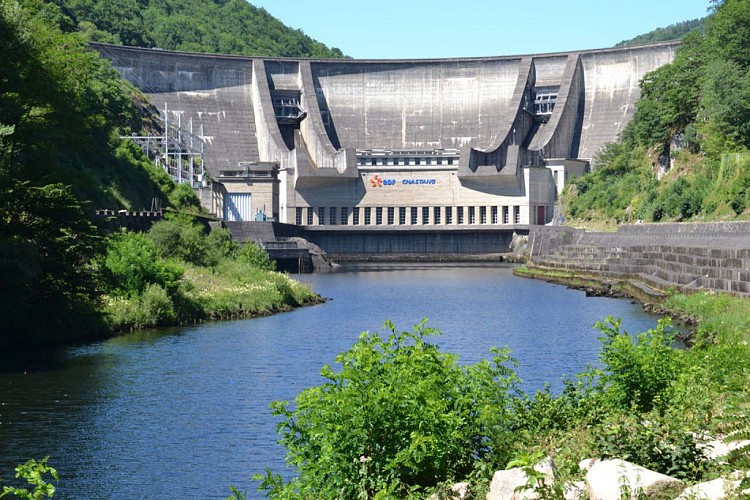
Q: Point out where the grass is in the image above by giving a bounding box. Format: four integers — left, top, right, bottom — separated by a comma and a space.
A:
665, 291, 750, 344
513, 265, 750, 492
104, 262, 323, 332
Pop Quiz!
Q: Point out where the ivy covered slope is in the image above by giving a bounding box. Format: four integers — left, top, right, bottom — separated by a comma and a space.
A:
55, 0, 345, 58
0, 1, 319, 350
565, 0, 750, 226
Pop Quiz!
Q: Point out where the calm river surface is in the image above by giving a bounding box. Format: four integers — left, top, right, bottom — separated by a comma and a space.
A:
0, 263, 665, 498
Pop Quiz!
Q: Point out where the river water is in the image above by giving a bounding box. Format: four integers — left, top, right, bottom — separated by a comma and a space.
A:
0, 263, 664, 498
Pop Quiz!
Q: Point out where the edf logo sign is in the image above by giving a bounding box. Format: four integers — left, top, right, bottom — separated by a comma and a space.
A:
370, 174, 395, 187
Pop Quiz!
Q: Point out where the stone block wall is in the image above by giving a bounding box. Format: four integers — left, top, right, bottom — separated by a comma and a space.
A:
528, 222, 750, 296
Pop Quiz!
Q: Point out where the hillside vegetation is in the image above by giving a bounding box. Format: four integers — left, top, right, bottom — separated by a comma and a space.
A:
616, 17, 705, 47
0, 1, 319, 349
565, 0, 750, 226
49, 0, 345, 58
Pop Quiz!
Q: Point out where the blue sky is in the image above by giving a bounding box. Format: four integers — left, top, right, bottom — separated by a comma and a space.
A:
248, 0, 711, 59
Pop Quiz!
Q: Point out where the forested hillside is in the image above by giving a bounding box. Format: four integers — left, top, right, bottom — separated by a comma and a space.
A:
1, 0, 319, 349
616, 18, 705, 46
51, 0, 345, 58
0, 0, 202, 345
565, 0, 750, 226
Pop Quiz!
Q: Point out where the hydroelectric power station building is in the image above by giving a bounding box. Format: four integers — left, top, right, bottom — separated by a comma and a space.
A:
96, 42, 678, 255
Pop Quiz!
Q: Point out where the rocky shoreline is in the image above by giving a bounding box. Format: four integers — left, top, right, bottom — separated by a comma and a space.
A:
512, 266, 703, 345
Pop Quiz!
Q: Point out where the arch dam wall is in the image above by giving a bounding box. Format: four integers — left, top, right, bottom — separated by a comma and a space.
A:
527, 223, 750, 297
93, 42, 678, 182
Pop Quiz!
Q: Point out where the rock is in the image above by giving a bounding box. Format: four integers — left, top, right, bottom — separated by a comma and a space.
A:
486, 458, 556, 500
534, 456, 556, 478
586, 459, 683, 500
676, 478, 740, 499
429, 481, 469, 499
579, 458, 598, 471
511, 232, 529, 260
564, 481, 587, 500
486, 468, 531, 500
288, 237, 336, 271
700, 438, 750, 461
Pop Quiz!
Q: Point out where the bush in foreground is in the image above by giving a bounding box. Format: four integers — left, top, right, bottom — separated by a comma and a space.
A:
258, 321, 521, 499
256, 299, 750, 498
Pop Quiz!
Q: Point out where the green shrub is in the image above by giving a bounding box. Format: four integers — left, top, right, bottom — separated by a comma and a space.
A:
106, 283, 178, 330
591, 411, 709, 481
169, 182, 202, 212
104, 230, 184, 297
147, 215, 209, 266
597, 317, 683, 413
205, 228, 236, 265
139, 283, 176, 326
260, 321, 520, 498
235, 242, 275, 271
0, 456, 58, 499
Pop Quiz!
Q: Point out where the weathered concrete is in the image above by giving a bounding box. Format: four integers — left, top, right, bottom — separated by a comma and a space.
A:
527, 222, 750, 296
221, 221, 525, 258
300, 225, 522, 257
94, 45, 259, 173
93, 42, 677, 237
96, 42, 676, 174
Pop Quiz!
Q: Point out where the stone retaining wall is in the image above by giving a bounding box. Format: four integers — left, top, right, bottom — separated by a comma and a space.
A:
527, 222, 750, 296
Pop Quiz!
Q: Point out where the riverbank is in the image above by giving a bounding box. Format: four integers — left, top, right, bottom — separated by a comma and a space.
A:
525, 222, 750, 297
104, 263, 325, 334
512, 265, 702, 336
502, 264, 750, 499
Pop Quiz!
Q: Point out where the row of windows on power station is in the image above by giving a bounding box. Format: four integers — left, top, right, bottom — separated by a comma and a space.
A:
356, 156, 457, 167
294, 206, 521, 226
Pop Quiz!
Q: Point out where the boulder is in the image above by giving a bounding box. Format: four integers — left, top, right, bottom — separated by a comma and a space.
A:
585, 459, 683, 499
676, 478, 740, 499
579, 458, 597, 471
486, 468, 532, 500
486, 458, 556, 500
700, 437, 750, 461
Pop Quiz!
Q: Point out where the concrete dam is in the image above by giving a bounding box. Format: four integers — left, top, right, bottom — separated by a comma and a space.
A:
95, 42, 678, 256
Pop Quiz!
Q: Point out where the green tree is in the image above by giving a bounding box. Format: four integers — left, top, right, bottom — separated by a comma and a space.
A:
261, 321, 520, 498
0, 180, 105, 346
55, 0, 346, 58
597, 317, 683, 413
1, 0, 169, 346
103, 230, 183, 298
698, 59, 750, 155
235, 241, 275, 271
624, 33, 703, 151
704, 0, 750, 68
146, 214, 210, 266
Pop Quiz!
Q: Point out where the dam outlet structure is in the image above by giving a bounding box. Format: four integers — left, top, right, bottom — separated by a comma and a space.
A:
94, 42, 678, 257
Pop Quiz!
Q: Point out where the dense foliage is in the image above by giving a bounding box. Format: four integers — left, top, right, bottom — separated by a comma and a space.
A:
565, 0, 750, 224
258, 302, 750, 498
259, 322, 520, 498
0, 0, 170, 347
0, 1, 312, 348
100, 215, 311, 332
0, 457, 58, 499
616, 18, 705, 47
51, 0, 345, 58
